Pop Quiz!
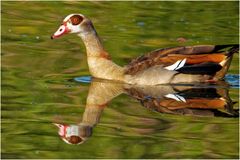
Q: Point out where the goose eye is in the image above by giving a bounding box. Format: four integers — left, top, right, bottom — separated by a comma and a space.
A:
70, 15, 83, 25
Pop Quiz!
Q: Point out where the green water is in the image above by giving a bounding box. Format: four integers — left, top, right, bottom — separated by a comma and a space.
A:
1, 1, 239, 159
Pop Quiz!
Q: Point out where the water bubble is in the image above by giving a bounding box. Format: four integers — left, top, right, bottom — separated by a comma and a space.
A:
117, 127, 121, 130
36, 36, 40, 40
137, 22, 145, 27
8, 29, 12, 32
180, 18, 185, 22
177, 37, 187, 43
119, 28, 126, 31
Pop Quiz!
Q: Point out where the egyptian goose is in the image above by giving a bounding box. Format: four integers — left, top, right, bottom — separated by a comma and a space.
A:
51, 14, 239, 85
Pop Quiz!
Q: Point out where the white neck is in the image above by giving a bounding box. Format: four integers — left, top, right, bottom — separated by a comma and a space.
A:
78, 31, 105, 57
77, 29, 125, 81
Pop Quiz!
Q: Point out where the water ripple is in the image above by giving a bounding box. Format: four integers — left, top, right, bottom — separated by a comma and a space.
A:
225, 74, 239, 88
74, 76, 92, 83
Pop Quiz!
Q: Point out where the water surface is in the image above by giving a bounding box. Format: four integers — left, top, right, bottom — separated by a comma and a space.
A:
1, 1, 239, 159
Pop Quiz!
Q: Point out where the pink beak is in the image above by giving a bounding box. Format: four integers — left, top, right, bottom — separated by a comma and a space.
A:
53, 123, 61, 128
51, 25, 69, 39
53, 123, 66, 137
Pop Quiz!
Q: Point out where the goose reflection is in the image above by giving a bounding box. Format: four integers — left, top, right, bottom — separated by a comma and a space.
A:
54, 79, 238, 145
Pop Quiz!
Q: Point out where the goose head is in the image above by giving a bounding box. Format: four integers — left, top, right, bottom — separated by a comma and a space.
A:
53, 123, 92, 145
51, 13, 93, 39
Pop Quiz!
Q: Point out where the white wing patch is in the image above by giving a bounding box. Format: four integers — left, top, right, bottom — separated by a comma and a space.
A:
165, 94, 186, 103
164, 58, 187, 71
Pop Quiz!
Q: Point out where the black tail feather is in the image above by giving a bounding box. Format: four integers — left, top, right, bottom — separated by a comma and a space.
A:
227, 45, 239, 57
213, 44, 239, 56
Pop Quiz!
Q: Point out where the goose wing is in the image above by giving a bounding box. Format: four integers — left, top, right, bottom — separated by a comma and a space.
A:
125, 44, 238, 76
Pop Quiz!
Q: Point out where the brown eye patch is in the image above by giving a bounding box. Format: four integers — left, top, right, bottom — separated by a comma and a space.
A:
70, 15, 83, 25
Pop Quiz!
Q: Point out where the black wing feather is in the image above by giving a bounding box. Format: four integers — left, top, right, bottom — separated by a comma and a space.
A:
177, 62, 222, 75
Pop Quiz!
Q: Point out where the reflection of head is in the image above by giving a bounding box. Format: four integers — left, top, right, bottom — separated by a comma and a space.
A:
53, 123, 92, 145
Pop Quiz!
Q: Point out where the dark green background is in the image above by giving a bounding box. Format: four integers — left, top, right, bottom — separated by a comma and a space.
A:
2, 1, 239, 159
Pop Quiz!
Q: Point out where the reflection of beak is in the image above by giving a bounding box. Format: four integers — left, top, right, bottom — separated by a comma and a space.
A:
51, 25, 70, 39
53, 123, 61, 128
